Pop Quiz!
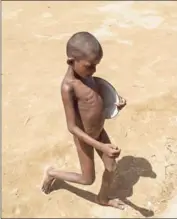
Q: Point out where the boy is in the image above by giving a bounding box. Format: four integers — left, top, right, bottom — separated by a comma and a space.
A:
42, 32, 126, 209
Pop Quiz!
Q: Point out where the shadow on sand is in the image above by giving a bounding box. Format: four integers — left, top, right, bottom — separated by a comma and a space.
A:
51, 156, 156, 217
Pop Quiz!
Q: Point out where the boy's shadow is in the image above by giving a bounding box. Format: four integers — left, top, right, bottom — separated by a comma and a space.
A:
51, 156, 156, 217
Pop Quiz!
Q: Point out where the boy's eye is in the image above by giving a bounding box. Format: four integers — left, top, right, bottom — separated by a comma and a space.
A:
85, 64, 95, 69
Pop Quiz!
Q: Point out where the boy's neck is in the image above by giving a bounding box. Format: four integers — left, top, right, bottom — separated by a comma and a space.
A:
68, 66, 92, 82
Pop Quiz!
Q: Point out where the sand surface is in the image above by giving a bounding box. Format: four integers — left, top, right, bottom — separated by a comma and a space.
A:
2, 1, 177, 218
161, 195, 177, 218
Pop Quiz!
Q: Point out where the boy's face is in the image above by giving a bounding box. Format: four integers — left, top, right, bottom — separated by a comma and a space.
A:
73, 54, 102, 78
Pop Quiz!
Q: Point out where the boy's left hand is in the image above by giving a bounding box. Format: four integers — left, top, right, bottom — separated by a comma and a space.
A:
115, 96, 126, 110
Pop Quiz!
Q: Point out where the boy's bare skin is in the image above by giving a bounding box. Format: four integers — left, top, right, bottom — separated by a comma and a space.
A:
41, 32, 126, 209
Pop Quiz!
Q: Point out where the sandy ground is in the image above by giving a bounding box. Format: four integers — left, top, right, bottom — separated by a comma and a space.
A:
2, 1, 177, 218
161, 195, 177, 218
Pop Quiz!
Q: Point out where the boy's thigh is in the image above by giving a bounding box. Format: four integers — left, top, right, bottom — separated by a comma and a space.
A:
95, 129, 117, 172
73, 136, 95, 178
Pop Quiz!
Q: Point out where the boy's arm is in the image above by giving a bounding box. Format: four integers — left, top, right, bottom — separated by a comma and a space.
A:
61, 84, 105, 151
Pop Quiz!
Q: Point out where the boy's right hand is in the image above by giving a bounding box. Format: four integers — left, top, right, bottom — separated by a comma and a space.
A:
102, 144, 121, 158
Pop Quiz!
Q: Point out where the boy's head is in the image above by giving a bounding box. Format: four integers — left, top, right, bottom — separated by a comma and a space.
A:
66, 32, 103, 78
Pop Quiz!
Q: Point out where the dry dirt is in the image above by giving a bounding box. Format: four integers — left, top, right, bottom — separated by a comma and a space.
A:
2, 1, 177, 218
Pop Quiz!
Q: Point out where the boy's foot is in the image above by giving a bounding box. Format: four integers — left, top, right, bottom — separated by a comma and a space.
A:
41, 166, 55, 194
96, 196, 125, 210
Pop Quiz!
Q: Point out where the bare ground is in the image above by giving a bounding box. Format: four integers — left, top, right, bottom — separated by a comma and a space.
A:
2, 1, 177, 218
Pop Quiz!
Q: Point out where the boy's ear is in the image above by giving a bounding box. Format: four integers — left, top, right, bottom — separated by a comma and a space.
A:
67, 57, 74, 65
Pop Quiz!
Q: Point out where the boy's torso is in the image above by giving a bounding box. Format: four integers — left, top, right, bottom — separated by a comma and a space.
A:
63, 73, 105, 139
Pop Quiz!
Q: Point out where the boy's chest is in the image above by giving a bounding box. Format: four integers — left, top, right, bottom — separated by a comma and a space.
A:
73, 78, 101, 102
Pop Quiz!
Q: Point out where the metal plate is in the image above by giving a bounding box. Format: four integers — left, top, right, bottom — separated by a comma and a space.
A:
94, 76, 119, 119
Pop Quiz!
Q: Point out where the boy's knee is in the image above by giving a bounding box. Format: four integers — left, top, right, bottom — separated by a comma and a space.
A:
105, 160, 117, 172
82, 175, 95, 185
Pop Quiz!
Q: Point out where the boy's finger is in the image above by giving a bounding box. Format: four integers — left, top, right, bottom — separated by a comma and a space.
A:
113, 153, 120, 158
114, 103, 120, 107
113, 149, 121, 154
113, 150, 121, 155
111, 145, 118, 149
115, 147, 121, 152
114, 100, 126, 108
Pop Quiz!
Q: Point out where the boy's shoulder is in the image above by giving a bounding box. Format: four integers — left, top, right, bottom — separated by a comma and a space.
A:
61, 78, 77, 102
61, 79, 73, 92
61, 73, 76, 94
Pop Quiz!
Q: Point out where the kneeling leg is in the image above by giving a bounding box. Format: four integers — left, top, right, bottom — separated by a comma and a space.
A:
41, 136, 95, 194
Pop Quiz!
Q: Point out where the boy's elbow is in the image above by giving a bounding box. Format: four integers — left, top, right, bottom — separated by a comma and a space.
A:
68, 125, 77, 134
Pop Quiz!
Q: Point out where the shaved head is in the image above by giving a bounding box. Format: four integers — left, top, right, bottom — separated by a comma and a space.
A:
66, 32, 103, 60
